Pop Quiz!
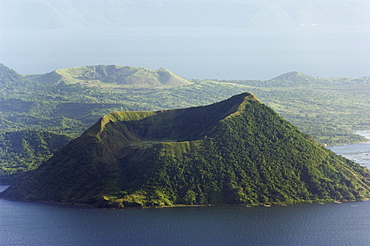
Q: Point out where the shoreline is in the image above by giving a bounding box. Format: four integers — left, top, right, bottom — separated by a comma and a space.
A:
355, 130, 370, 141
1, 194, 369, 210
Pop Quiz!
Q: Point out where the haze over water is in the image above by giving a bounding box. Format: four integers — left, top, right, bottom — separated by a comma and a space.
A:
1, 0, 370, 79
1, 25, 369, 80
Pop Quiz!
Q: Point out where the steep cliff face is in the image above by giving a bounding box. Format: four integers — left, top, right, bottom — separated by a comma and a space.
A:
2, 93, 370, 207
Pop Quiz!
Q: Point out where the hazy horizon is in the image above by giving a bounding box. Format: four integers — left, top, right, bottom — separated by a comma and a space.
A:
1, 0, 370, 79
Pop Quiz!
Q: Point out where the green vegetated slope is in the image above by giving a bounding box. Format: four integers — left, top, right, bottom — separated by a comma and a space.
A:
2, 93, 370, 208
210, 72, 370, 145
0, 130, 73, 184
0, 64, 193, 183
29, 65, 192, 88
1, 64, 370, 184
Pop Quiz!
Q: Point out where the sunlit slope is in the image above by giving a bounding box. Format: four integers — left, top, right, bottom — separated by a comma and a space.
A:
2, 93, 370, 208
32, 65, 192, 88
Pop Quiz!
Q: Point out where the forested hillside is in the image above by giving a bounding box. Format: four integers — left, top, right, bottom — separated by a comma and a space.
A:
3, 93, 370, 208
1, 64, 370, 184
0, 130, 72, 184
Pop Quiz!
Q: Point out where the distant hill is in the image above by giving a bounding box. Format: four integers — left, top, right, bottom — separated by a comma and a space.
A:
2, 93, 370, 208
268, 71, 319, 86
270, 71, 315, 81
27, 65, 192, 88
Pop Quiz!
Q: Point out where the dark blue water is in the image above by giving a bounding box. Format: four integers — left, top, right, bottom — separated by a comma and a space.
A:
1, 131, 370, 246
1, 191, 370, 246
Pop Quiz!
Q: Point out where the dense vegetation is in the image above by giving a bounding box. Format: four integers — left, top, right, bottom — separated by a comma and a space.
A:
0, 130, 73, 184
1, 64, 370, 183
2, 93, 370, 208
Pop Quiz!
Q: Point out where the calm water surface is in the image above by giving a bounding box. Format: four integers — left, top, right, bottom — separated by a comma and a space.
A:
1, 131, 370, 245
1, 192, 370, 246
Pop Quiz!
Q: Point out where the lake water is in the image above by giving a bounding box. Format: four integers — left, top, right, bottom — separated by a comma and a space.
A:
1, 194, 370, 246
327, 130, 370, 170
1, 25, 370, 80
1, 131, 370, 245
